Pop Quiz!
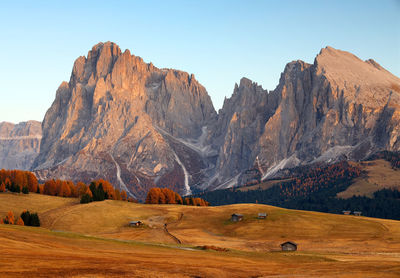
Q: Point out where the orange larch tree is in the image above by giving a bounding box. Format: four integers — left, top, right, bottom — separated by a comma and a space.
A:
16, 217, 24, 226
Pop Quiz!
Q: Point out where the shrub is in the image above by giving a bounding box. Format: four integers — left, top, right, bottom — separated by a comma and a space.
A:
80, 193, 93, 204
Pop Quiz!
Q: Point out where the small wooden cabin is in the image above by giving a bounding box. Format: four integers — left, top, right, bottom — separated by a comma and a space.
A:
231, 213, 243, 222
280, 241, 297, 251
129, 221, 142, 227
258, 212, 267, 219
353, 211, 362, 216
342, 210, 351, 215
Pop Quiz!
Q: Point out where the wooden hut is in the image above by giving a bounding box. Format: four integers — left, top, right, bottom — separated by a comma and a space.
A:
280, 241, 297, 251
342, 210, 351, 215
231, 213, 243, 222
258, 212, 267, 219
353, 211, 362, 216
129, 221, 142, 227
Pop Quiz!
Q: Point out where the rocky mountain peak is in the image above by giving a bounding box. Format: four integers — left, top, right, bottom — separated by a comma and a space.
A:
314, 46, 400, 108
21, 43, 400, 197
33, 42, 216, 199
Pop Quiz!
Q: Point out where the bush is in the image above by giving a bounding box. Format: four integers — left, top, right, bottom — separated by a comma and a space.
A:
22, 186, 29, 194
20, 210, 40, 227
80, 193, 93, 204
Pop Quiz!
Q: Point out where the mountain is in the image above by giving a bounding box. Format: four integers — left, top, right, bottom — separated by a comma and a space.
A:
32, 42, 216, 199
0, 121, 42, 170
209, 46, 400, 187
31, 42, 400, 199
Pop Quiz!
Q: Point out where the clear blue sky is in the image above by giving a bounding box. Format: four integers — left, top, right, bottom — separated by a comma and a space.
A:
1, 0, 399, 123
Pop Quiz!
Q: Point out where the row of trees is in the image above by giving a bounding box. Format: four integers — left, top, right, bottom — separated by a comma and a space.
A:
1, 211, 24, 226
0, 169, 38, 193
280, 161, 361, 199
145, 187, 209, 206
0, 169, 134, 203
193, 160, 400, 220
1, 210, 40, 226
80, 180, 133, 204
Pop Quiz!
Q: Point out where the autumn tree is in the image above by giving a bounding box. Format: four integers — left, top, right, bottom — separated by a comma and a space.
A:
26, 172, 38, 193
16, 217, 24, 226
0, 182, 5, 192
4, 211, 14, 225
175, 192, 183, 204
59, 181, 71, 197
43, 180, 57, 196
76, 182, 88, 197
162, 188, 176, 204
145, 188, 158, 204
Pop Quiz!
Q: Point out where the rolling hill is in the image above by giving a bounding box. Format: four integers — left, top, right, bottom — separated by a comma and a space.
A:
1, 192, 400, 277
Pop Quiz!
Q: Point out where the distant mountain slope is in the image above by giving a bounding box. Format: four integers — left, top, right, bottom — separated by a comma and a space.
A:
0, 121, 41, 170
194, 153, 400, 220
29, 42, 400, 199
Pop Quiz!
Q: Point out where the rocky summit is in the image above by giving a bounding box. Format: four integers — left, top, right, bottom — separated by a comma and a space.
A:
32, 42, 216, 199
27, 42, 400, 199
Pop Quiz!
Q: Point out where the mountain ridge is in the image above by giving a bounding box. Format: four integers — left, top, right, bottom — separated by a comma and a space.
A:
8, 42, 398, 199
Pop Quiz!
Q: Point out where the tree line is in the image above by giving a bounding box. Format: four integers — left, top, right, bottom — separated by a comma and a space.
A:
0, 169, 134, 203
193, 160, 400, 220
145, 187, 209, 206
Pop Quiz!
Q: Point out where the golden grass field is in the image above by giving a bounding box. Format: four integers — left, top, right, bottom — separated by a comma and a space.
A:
1, 193, 400, 277
337, 159, 400, 198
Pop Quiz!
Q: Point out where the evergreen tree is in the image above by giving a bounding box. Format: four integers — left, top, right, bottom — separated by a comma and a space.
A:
80, 193, 93, 204
22, 186, 29, 194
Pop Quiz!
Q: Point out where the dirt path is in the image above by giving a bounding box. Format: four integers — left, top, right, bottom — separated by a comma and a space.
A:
164, 213, 183, 244
40, 202, 81, 230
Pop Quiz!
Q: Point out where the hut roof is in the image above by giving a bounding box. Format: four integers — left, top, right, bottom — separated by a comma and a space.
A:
280, 241, 297, 246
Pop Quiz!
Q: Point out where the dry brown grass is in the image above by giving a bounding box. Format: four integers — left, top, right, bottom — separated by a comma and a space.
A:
1, 225, 400, 277
1, 193, 400, 277
338, 159, 400, 198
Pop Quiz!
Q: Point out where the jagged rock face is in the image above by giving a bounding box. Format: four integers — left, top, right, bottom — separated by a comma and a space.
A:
0, 121, 41, 170
208, 47, 400, 186
31, 43, 400, 195
206, 78, 277, 188
33, 42, 216, 199
252, 47, 400, 179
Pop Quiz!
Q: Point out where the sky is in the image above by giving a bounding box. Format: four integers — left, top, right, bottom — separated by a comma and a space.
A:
0, 0, 399, 123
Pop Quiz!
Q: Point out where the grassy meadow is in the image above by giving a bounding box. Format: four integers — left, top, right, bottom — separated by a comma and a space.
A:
1, 192, 400, 277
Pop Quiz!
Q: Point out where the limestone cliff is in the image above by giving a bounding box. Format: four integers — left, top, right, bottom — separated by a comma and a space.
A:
33, 42, 216, 199
0, 121, 41, 170
211, 47, 400, 186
